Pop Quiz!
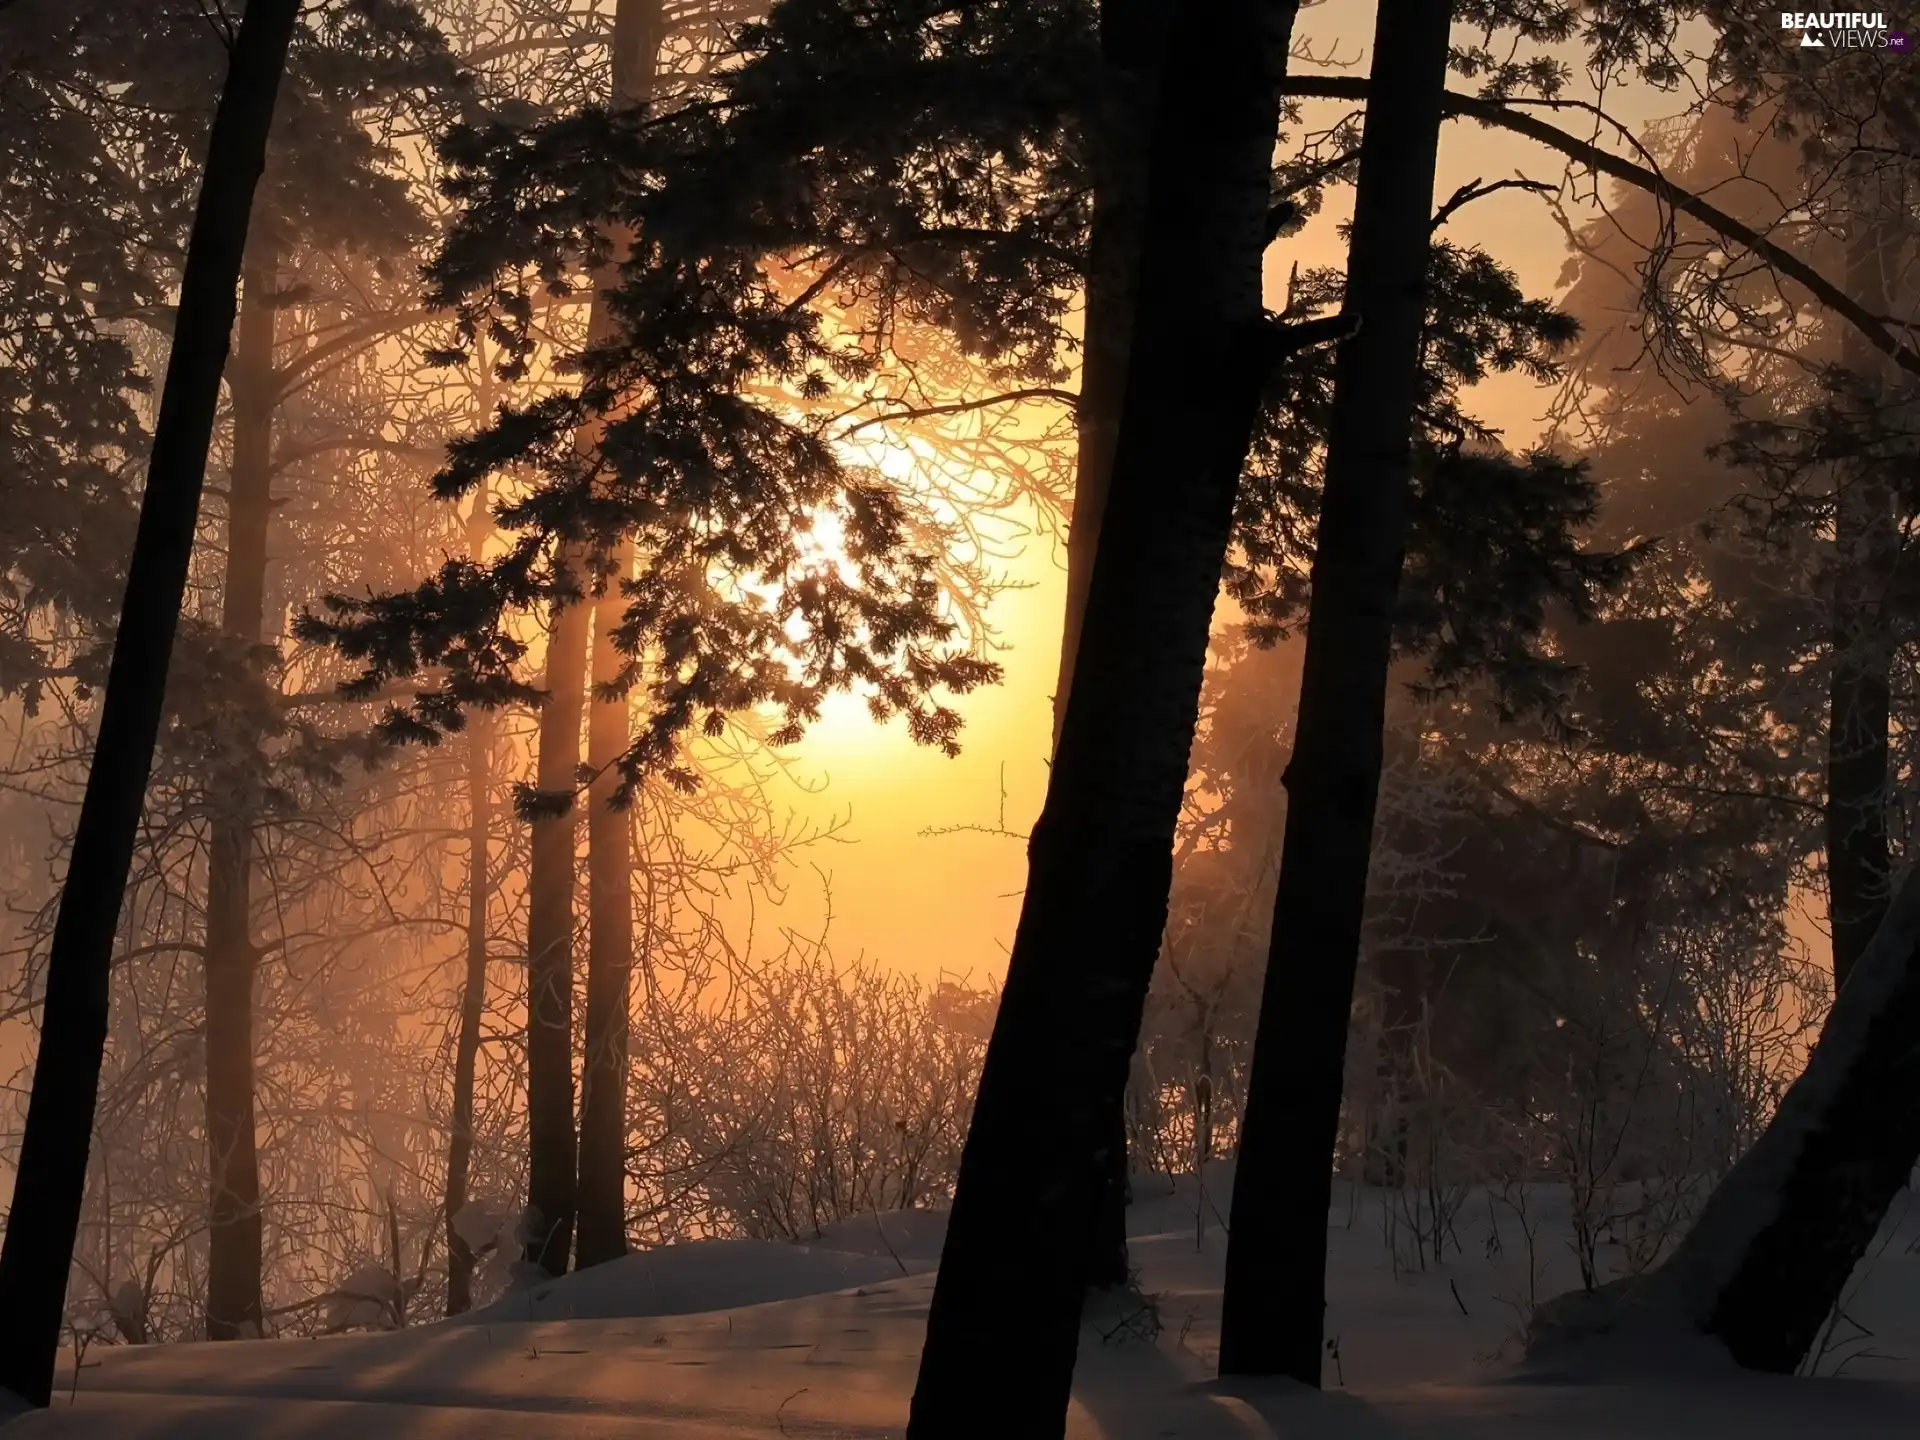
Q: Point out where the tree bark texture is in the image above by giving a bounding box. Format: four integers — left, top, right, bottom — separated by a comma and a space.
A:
1220, 0, 1455, 1386
909, 2, 1305, 1433
0, 0, 299, 1402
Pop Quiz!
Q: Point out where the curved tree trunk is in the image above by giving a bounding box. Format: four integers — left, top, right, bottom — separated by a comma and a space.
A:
1825, 217, 1896, 991
1220, 0, 1455, 1386
0, 0, 300, 1402
203, 234, 279, 1344
910, 1, 1315, 1432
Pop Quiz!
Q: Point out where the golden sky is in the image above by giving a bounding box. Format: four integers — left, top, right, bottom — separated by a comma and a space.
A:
756, 10, 1757, 988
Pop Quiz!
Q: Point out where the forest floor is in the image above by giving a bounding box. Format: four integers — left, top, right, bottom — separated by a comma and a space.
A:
9, 1169, 1920, 1437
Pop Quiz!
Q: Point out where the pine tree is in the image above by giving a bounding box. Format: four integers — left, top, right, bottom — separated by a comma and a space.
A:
576, 0, 669, 1278
1220, 1, 1457, 1382
912, 0, 1342, 1428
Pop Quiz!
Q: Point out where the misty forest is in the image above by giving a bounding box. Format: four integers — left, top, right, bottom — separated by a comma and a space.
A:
5, 0, 1920, 1435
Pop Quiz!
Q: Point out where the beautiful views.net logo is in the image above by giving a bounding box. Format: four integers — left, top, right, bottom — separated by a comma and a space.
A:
1780, 11, 1910, 48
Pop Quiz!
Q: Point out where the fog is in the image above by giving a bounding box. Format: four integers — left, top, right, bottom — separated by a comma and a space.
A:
3, 1, 1918, 1435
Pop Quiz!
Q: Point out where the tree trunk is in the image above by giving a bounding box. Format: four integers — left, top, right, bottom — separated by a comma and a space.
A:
573, 0, 661, 1273
1528, 862, 1920, 1372
1050, 0, 1159, 753
517, 0, 657, 1267
203, 236, 279, 1341
575, 542, 635, 1270
0, 0, 299, 1403
445, 482, 494, 1316
909, 2, 1311, 1432
1220, 0, 1454, 1386
523, 585, 590, 1278
445, 713, 491, 1315
1825, 218, 1895, 991
1062, 0, 1164, 1295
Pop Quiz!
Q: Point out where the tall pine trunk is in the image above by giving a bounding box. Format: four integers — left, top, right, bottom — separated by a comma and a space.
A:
1529, 862, 1920, 1371
575, 541, 636, 1270
203, 237, 279, 1341
1825, 217, 1895, 990
573, 0, 662, 1272
445, 485, 494, 1316
523, 585, 589, 1277
910, 2, 1313, 1431
0, 0, 300, 1403
1220, 0, 1454, 1385
1050, 0, 1157, 752
1060, 0, 1164, 1297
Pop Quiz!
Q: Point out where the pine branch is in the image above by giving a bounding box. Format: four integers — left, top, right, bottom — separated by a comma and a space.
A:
1279, 76, 1920, 379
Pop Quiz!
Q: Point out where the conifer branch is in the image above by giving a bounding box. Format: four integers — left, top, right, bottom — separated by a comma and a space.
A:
1279, 75, 1920, 378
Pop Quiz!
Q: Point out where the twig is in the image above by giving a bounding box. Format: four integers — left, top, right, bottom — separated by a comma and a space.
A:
775, 1386, 808, 1436
1431, 175, 1559, 231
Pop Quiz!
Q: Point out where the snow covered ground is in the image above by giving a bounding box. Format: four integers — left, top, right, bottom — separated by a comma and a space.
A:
9, 1168, 1920, 1436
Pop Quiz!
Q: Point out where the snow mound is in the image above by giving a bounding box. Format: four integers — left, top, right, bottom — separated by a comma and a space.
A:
447, 1238, 911, 1324
1520, 1272, 1741, 1381
808, 1207, 949, 1264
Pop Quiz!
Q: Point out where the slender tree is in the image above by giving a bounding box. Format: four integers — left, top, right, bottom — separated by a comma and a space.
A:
908, 0, 1353, 1430
0, 0, 302, 1404
202, 234, 279, 1342
1045, 0, 1165, 1298
1220, 0, 1456, 1385
523, 573, 590, 1276
445, 481, 496, 1317
575, 0, 668, 1274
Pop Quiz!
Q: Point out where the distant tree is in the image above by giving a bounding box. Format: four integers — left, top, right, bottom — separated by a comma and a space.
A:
0, 0, 302, 1404
1517, 10, 1920, 1371
299, 0, 1007, 1283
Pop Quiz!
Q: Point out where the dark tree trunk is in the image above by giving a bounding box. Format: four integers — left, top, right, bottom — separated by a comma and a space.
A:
1529, 863, 1920, 1372
909, 1, 1314, 1432
523, 584, 589, 1279
0, 0, 299, 1404
1050, 0, 1158, 752
1825, 220, 1895, 991
203, 237, 279, 1342
574, 0, 660, 1272
445, 483, 493, 1316
1062, 0, 1164, 1295
1220, 0, 1454, 1386
575, 542, 635, 1271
